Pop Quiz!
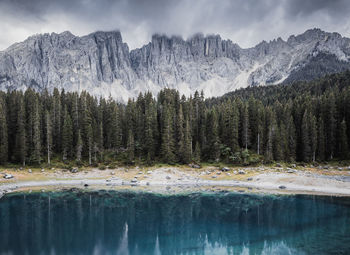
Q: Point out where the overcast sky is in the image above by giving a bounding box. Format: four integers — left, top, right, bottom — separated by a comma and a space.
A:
0, 0, 349, 51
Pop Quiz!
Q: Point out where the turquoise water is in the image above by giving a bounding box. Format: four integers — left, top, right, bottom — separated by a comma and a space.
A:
0, 190, 350, 255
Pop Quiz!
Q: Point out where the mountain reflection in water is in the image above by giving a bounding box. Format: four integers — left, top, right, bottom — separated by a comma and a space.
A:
0, 190, 349, 255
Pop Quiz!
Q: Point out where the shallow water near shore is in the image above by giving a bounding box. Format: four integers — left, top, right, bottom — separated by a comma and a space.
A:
0, 190, 350, 255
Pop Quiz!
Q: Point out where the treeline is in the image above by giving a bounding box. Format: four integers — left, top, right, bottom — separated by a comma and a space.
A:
0, 71, 350, 166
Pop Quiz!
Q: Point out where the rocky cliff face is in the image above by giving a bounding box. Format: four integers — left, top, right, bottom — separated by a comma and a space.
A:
0, 28, 349, 101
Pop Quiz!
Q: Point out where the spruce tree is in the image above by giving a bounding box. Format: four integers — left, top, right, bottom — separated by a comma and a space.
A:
15, 96, 26, 165
287, 115, 296, 162
32, 97, 41, 164
127, 129, 135, 162
310, 115, 317, 162
184, 118, 192, 164
194, 141, 201, 163
340, 119, 349, 159
76, 129, 83, 162
62, 106, 73, 160
45, 110, 52, 165
0, 99, 8, 164
301, 110, 311, 162
317, 118, 326, 161
161, 104, 176, 163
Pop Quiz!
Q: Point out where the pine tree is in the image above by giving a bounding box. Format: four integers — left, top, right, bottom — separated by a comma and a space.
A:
301, 110, 311, 162
287, 115, 296, 162
242, 104, 250, 150
207, 109, 220, 161
62, 106, 73, 160
264, 109, 275, 163
161, 104, 176, 163
184, 118, 192, 164
0, 99, 8, 164
194, 141, 201, 163
317, 117, 326, 161
340, 119, 349, 159
45, 110, 52, 165
127, 129, 135, 162
144, 99, 156, 163
76, 129, 83, 162
52, 88, 62, 153
177, 105, 186, 163
32, 97, 41, 164
310, 115, 317, 162
15, 96, 26, 165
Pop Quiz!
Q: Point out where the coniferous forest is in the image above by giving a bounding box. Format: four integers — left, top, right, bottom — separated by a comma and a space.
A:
0, 71, 350, 167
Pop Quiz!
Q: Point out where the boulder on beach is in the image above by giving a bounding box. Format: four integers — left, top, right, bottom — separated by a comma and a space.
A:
279, 185, 286, 189
238, 170, 246, 175
3, 173, 13, 179
70, 168, 78, 173
189, 163, 201, 169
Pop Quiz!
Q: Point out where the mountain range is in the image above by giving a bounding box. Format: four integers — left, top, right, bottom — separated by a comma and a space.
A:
0, 28, 349, 101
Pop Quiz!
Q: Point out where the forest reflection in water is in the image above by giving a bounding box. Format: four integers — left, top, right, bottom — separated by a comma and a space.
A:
0, 190, 350, 255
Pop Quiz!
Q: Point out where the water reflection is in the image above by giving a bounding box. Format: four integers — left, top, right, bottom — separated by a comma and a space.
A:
0, 190, 349, 255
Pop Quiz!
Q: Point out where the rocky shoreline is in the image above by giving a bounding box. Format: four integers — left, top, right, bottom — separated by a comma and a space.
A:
1, 165, 350, 197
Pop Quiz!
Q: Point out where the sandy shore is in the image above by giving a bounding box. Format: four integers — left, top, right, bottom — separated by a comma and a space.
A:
1, 165, 350, 196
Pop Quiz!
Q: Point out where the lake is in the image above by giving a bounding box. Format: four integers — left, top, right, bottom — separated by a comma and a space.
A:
0, 190, 349, 254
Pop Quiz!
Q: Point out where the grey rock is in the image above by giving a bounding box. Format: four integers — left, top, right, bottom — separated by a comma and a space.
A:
247, 177, 253, 181
279, 185, 287, 189
3, 173, 13, 179
70, 168, 78, 173
221, 167, 230, 172
166, 176, 171, 180
238, 170, 246, 175
0, 29, 349, 101
189, 164, 201, 169
41, 168, 45, 172
111, 171, 115, 175
287, 169, 296, 173
291, 164, 297, 168
28, 169, 32, 173
212, 175, 217, 178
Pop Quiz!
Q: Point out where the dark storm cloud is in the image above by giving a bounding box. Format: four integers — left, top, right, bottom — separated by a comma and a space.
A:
0, 0, 349, 50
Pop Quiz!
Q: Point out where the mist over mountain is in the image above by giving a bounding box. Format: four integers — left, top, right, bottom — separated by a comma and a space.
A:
0, 28, 349, 101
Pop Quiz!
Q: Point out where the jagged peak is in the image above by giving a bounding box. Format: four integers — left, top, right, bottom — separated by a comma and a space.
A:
86, 30, 123, 42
